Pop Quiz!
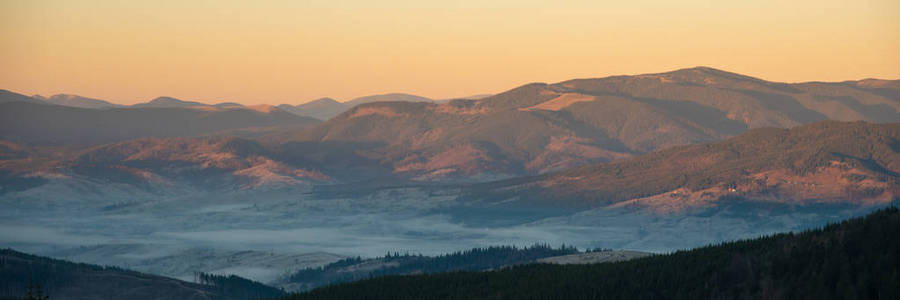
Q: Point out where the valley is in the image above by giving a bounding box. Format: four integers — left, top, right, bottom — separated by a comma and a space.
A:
1, 67, 898, 296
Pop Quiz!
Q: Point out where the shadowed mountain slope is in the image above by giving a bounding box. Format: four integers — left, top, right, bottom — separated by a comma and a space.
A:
0, 249, 283, 300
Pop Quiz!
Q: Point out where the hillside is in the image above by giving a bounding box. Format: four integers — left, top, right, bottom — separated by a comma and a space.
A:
0, 249, 283, 300
463, 121, 899, 211
291, 67, 900, 180
282, 207, 900, 300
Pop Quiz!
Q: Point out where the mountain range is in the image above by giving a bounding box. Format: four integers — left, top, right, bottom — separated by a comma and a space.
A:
2, 67, 899, 297
294, 67, 898, 179
10, 89, 442, 121
1, 67, 898, 190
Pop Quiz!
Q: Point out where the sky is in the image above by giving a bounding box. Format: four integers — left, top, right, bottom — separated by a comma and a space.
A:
1, 0, 898, 105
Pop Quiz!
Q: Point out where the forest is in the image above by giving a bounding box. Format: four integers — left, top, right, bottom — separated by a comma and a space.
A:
286, 244, 582, 291
282, 207, 900, 299
0, 249, 283, 300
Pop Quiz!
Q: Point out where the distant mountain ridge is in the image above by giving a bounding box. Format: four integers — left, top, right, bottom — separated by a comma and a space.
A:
278, 93, 435, 121
0, 95, 320, 145
0, 89, 440, 121
33, 93, 122, 109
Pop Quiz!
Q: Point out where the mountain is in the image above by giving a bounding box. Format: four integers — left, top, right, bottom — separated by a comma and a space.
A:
0, 89, 44, 104
440, 94, 493, 101
286, 207, 900, 300
279, 94, 434, 121
290, 67, 900, 181
0, 95, 320, 145
278, 98, 345, 120
0, 248, 284, 300
343, 93, 433, 107
2, 68, 898, 184
34, 94, 122, 109
214, 102, 246, 109
132, 96, 208, 108
464, 121, 899, 211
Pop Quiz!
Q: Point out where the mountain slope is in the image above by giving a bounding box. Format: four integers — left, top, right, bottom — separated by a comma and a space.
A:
464, 121, 899, 211
286, 207, 900, 300
291, 67, 899, 180
0, 99, 320, 145
0, 248, 284, 300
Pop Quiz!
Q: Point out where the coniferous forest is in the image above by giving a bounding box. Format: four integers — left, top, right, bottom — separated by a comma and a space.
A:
281, 207, 900, 300
286, 244, 580, 290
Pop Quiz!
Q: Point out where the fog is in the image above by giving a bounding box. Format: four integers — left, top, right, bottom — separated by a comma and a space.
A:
0, 181, 881, 285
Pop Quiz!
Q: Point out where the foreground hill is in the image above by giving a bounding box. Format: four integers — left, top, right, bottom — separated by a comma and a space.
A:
0, 249, 283, 300
281, 244, 583, 291
283, 207, 900, 300
293, 67, 900, 180
0, 99, 320, 145
464, 121, 899, 211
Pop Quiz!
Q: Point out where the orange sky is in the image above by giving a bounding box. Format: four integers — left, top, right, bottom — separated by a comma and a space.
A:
1, 0, 899, 105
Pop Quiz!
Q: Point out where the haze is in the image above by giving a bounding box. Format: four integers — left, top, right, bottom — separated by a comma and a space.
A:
2, 0, 899, 105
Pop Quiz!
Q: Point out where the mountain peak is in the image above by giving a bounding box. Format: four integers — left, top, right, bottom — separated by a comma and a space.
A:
134, 96, 207, 108
344, 93, 433, 106
309, 97, 339, 104
659, 66, 767, 83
